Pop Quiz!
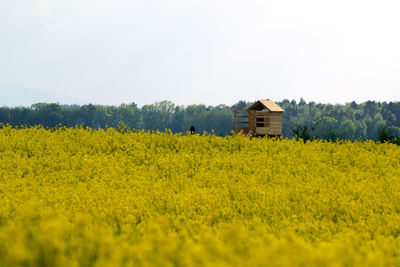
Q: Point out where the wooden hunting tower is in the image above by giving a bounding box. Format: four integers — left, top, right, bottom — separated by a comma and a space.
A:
234, 100, 284, 137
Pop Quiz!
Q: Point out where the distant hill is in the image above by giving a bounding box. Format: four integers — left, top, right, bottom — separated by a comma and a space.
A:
0, 84, 88, 107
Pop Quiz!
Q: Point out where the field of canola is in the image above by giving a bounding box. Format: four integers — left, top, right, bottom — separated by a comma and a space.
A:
1, 125, 400, 266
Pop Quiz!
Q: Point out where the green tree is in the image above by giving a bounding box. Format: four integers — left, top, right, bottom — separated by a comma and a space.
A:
339, 120, 356, 139
313, 116, 338, 140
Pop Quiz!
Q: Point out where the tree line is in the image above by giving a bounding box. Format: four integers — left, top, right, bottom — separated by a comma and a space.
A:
1, 99, 400, 142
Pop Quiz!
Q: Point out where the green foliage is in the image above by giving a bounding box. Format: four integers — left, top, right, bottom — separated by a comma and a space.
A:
378, 126, 400, 145
279, 100, 400, 142
338, 120, 356, 139
292, 125, 312, 142
1, 100, 400, 141
313, 116, 338, 140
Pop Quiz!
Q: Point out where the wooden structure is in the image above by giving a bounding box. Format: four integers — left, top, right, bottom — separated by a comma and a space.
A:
234, 100, 284, 137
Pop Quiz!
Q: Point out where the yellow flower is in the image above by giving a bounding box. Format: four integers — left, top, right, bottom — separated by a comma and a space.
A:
0, 125, 399, 266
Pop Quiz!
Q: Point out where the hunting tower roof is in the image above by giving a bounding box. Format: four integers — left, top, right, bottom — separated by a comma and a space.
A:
247, 100, 284, 112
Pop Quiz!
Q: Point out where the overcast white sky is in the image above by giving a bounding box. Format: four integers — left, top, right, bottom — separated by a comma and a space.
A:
1, 0, 399, 106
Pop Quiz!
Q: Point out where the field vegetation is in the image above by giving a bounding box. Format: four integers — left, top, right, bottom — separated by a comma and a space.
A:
1, 125, 400, 266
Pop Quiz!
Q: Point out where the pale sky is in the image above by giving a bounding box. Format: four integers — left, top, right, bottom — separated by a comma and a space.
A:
1, 0, 399, 107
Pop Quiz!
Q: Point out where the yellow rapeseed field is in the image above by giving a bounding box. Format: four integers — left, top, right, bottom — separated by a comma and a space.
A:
1, 125, 400, 266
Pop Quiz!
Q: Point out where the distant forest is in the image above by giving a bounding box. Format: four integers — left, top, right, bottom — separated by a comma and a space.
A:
1, 99, 400, 142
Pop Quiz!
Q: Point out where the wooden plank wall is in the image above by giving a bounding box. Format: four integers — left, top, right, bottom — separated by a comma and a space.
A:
255, 111, 282, 136
248, 110, 256, 134
234, 110, 250, 134
235, 110, 283, 136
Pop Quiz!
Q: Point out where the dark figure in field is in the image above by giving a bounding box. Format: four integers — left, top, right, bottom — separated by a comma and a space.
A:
190, 125, 195, 135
